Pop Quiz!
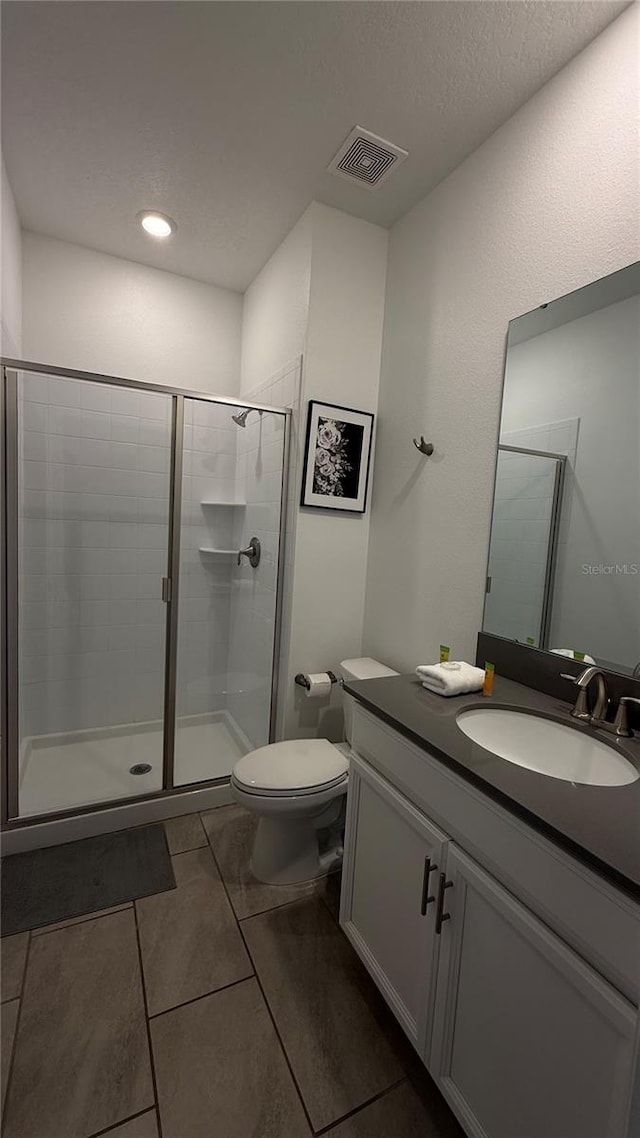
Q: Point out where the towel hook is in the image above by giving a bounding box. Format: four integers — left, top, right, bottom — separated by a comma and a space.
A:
413, 436, 434, 456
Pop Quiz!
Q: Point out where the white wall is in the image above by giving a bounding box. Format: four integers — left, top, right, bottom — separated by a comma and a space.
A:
22, 232, 242, 393
284, 203, 388, 740
363, 5, 640, 674
240, 202, 388, 741
240, 209, 312, 394
1, 156, 22, 356
501, 296, 640, 671
240, 210, 312, 741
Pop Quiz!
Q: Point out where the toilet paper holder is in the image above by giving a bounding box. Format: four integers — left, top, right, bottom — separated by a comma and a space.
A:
295, 671, 341, 690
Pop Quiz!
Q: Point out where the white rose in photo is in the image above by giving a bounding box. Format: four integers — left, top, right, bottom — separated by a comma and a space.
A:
315, 446, 332, 470
317, 420, 341, 450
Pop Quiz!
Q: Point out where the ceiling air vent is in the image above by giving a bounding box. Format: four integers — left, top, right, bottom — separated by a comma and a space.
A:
327, 126, 408, 191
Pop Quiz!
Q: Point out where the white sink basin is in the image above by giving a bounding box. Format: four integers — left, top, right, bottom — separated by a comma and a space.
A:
456, 708, 639, 787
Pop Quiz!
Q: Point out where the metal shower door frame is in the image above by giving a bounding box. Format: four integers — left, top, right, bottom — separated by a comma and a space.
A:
161, 393, 183, 796
1, 369, 20, 821
1, 359, 291, 828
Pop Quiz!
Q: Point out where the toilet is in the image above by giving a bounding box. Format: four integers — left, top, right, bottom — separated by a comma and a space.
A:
230, 657, 398, 885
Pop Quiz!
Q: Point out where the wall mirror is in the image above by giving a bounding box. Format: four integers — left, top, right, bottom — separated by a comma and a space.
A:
483, 262, 640, 678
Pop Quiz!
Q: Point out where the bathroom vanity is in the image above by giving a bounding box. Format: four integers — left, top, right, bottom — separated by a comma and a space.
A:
340, 673, 640, 1138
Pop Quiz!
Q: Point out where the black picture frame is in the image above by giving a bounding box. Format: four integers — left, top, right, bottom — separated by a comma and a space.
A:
300, 400, 375, 513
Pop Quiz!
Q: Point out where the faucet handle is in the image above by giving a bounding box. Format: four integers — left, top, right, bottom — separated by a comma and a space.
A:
237, 537, 261, 568
561, 672, 590, 719
613, 696, 640, 738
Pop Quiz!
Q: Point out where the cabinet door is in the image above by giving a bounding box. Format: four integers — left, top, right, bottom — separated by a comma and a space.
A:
430, 845, 637, 1138
340, 753, 448, 1052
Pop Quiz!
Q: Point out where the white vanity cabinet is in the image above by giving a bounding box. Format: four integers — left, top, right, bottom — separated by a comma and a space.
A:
429, 845, 637, 1138
340, 756, 448, 1050
340, 706, 640, 1138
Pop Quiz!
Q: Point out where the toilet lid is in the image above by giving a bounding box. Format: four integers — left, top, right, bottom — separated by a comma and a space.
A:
233, 739, 348, 793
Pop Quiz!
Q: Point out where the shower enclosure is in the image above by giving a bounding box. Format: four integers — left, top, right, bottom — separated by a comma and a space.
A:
1, 361, 289, 830
483, 444, 566, 649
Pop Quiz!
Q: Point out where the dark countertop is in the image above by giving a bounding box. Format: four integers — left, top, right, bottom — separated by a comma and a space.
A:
344, 673, 640, 902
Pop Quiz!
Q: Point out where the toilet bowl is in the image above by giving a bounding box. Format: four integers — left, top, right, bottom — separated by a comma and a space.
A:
230, 657, 398, 886
231, 738, 348, 885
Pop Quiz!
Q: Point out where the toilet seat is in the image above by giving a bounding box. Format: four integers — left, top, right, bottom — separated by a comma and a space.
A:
232, 738, 348, 796
232, 772, 348, 799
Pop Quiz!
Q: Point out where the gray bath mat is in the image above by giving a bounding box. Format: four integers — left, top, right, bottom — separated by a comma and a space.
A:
1, 824, 176, 936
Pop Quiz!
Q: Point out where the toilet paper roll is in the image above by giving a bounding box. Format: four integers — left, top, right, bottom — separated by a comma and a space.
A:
305, 673, 333, 698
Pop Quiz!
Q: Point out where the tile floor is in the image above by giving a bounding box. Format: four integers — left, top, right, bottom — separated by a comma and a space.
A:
0, 805, 465, 1138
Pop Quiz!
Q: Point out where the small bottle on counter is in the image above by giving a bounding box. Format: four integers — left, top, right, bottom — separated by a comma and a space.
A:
483, 662, 495, 697
440, 644, 450, 663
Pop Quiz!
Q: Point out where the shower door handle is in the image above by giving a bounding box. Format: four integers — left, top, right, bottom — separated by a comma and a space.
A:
237, 537, 261, 568
161, 577, 172, 603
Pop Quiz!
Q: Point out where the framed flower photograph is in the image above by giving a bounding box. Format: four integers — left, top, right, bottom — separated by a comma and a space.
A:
300, 400, 375, 513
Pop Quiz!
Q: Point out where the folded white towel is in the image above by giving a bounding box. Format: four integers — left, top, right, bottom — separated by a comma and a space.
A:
415, 661, 485, 697
551, 648, 596, 665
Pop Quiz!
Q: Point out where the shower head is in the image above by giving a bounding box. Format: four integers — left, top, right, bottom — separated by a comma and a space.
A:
231, 408, 262, 428
231, 408, 249, 427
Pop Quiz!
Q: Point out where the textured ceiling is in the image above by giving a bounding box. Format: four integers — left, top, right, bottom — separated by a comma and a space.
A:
1, 1, 628, 292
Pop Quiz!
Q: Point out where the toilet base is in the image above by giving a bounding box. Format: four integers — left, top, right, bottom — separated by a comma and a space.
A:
250, 814, 343, 885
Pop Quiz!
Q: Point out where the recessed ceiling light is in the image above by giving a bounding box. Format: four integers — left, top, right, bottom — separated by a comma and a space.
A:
137, 210, 176, 238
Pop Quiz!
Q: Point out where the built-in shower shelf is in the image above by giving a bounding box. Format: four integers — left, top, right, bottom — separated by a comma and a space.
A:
199, 547, 237, 556
200, 499, 246, 508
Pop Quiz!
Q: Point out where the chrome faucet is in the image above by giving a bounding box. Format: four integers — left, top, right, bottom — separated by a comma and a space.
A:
562, 668, 640, 737
561, 666, 609, 722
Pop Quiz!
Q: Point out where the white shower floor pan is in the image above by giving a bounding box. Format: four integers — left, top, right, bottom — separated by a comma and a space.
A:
18, 712, 252, 818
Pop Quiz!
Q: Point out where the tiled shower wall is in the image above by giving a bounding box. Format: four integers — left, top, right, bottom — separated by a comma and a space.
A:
18, 373, 172, 739
227, 359, 300, 747
175, 399, 239, 721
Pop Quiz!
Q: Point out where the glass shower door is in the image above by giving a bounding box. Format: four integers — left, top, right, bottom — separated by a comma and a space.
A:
173, 398, 287, 786
13, 370, 173, 816
484, 446, 565, 649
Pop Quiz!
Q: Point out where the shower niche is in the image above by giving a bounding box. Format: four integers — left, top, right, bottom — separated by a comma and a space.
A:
1, 364, 289, 825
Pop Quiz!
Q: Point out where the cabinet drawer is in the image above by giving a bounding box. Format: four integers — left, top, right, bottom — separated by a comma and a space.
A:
351, 703, 640, 1002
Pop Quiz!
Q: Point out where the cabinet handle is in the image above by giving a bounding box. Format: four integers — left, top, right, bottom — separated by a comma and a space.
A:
420, 857, 437, 915
435, 872, 453, 934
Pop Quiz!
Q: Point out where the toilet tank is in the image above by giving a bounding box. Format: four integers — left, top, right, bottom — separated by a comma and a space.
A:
339, 657, 399, 746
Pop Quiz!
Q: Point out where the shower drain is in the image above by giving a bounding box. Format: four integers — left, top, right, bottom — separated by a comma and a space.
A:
130, 763, 152, 776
